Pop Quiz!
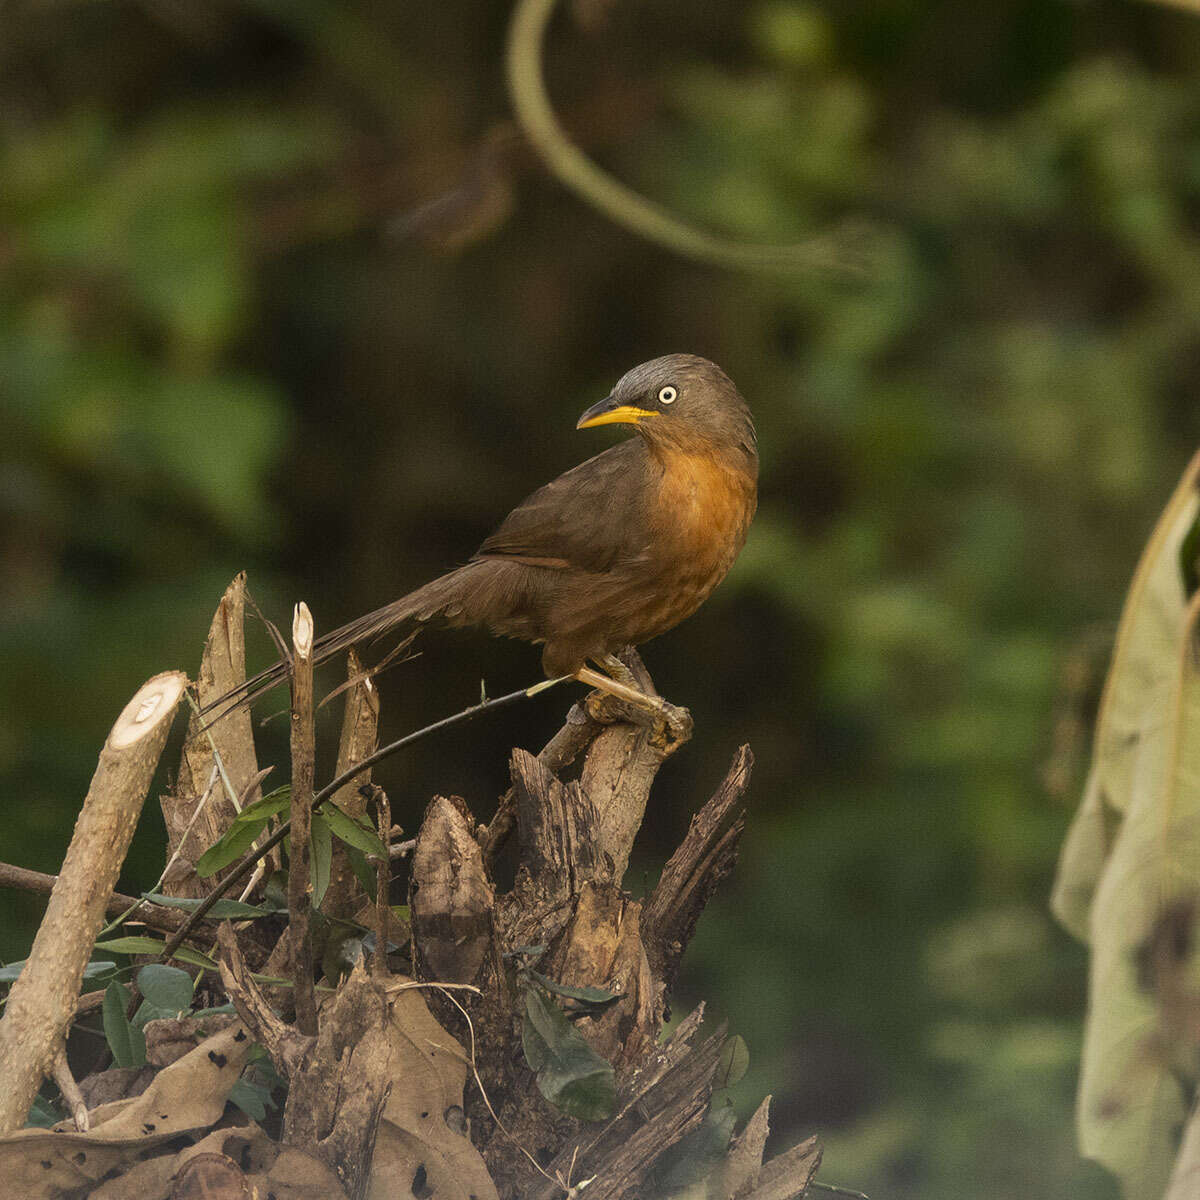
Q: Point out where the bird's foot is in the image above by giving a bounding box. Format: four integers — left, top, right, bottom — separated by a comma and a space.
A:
595, 652, 645, 693
574, 665, 692, 747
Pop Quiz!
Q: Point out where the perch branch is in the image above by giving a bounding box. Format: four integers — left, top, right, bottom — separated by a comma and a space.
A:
481, 700, 604, 862
0, 671, 186, 1133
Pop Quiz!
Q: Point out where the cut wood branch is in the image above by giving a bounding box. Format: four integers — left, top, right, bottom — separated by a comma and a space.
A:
217, 923, 308, 1077
481, 700, 604, 862
161, 575, 262, 897
289, 601, 318, 1037
0, 670, 186, 1134
0, 862, 191, 936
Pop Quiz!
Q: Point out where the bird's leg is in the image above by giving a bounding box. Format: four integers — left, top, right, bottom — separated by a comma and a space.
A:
596, 652, 644, 692
574, 655, 691, 744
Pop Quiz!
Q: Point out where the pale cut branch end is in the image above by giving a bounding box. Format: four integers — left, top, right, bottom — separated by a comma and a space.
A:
293, 601, 314, 659
108, 671, 187, 750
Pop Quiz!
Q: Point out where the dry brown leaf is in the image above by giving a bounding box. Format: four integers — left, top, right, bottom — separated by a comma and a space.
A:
365, 980, 498, 1200
145, 1014, 239, 1068
0, 1022, 253, 1198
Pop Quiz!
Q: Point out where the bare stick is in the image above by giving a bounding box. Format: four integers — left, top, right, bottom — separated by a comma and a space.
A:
289, 603, 318, 1036
51, 1050, 89, 1132
0, 671, 186, 1133
374, 786, 391, 980
0, 862, 191, 936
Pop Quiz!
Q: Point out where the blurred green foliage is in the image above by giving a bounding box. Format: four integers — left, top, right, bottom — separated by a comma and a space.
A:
4, 1, 1200, 1196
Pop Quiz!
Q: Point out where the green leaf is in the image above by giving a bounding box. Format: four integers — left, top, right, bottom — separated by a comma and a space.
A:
504, 944, 546, 962
193, 786, 292, 878
521, 987, 615, 1121
525, 969, 621, 1010
190, 1003, 237, 1018
103, 981, 146, 1068
228, 1077, 267, 1121
93, 936, 218, 972
321, 803, 387, 860
228, 1073, 277, 1122
714, 1034, 749, 1090
0, 959, 117, 984
322, 928, 364, 985
172, 944, 219, 971
231, 786, 292, 825
344, 845, 375, 894
136, 964, 194, 1014
263, 871, 290, 912
195, 816, 270, 877
311, 811, 332, 909
140, 892, 274, 919
26, 1094, 59, 1129
94, 936, 172, 956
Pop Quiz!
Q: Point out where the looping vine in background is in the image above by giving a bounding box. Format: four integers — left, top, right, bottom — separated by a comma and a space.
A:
505, 0, 877, 277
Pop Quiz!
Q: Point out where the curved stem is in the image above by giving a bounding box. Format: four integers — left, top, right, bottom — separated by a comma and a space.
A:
506, 0, 869, 275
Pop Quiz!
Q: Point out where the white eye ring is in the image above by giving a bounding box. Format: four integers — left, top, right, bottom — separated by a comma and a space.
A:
658, 385, 678, 405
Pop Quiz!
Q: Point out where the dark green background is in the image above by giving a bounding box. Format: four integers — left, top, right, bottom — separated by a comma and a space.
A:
5, 1, 1200, 1195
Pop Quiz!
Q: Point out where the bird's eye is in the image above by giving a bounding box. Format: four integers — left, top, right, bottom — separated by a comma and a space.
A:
658, 385, 678, 405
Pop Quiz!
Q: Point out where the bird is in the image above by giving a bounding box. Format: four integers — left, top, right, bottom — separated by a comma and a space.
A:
205, 354, 757, 724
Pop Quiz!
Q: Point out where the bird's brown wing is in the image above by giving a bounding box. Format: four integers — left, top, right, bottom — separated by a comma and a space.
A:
475, 439, 649, 573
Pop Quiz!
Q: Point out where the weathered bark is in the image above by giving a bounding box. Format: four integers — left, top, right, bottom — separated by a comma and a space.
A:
0, 671, 186, 1133
279, 966, 392, 1200
160, 575, 261, 897
410, 796, 495, 985
325, 647, 381, 921
399, 652, 792, 1200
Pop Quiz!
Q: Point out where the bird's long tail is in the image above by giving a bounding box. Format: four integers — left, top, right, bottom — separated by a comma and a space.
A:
199, 564, 483, 722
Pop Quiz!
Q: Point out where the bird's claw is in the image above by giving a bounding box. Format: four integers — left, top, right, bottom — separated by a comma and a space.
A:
583, 687, 692, 749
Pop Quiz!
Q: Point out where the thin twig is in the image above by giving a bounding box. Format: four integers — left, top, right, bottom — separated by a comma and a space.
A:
51, 1050, 88, 1132
184, 691, 242, 814
289, 603, 318, 1036
374, 786, 391, 979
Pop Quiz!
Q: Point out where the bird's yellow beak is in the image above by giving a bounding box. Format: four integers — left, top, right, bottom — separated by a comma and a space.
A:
576, 395, 660, 430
